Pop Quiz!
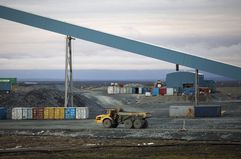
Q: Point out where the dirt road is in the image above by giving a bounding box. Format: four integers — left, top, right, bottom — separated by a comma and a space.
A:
0, 117, 241, 141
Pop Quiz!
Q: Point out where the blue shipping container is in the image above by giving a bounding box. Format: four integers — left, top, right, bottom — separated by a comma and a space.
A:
0, 107, 7, 119
142, 87, 149, 94
65, 107, 76, 119
195, 105, 221, 117
183, 88, 195, 95
152, 88, 159, 96
0, 83, 11, 91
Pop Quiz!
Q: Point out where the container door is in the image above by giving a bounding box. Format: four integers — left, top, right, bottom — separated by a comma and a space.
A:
71, 108, 76, 119
17, 108, 22, 120
138, 87, 142, 94
65, 108, 69, 119
37, 108, 44, 120
12, 108, 16, 119
75, 108, 80, 119
76, 107, 85, 119
27, 108, 32, 119
107, 86, 114, 94
60, 108, 64, 119
22, 108, 27, 119
32, 108, 37, 119
54, 108, 59, 119
44, 108, 49, 119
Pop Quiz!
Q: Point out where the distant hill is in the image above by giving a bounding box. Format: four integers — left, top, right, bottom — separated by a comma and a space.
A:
0, 69, 236, 81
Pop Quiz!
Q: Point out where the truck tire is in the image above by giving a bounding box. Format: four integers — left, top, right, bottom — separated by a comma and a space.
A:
134, 119, 144, 129
124, 119, 133, 129
142, 120, 148, 128
103, 119, 112, 128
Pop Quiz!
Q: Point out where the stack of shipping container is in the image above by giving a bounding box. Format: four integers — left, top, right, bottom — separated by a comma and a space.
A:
0, 78, 17, 93
0, 105, 222, 119
107, 85, 174, 96
107, 78, 213, 97
107, 85, 213, 97
7, 107, 89, 120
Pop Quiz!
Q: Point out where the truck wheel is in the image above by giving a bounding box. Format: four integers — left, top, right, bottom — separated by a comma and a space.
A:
103, 119, 112, 128
134, 119, 144, 129
142, 120, 148, 128
124, 119, 133, 129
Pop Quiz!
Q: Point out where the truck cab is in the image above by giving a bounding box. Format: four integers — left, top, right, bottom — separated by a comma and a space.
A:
96, 108, 118, 125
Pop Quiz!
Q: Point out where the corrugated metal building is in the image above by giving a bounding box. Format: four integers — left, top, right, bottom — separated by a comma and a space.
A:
166, 71, 216, 93
166, 72, 204, 89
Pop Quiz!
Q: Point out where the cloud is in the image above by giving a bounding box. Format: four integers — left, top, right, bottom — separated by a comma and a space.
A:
0, 0, 241, 71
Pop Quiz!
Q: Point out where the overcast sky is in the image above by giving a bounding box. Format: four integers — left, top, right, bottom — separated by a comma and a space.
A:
0, 0, 241, 71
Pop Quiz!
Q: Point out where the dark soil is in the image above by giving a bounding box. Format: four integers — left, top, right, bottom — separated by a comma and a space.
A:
0, 136, 240, 159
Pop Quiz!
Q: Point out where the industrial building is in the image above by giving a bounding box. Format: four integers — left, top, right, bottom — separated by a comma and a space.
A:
166, 71, 216, 93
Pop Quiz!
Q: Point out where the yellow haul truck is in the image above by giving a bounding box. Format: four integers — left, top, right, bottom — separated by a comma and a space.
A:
96, 108, 151, 129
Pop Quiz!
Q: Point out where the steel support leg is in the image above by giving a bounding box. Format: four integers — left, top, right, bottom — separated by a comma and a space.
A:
195, 69, 199, 107
64, 35, 74, 107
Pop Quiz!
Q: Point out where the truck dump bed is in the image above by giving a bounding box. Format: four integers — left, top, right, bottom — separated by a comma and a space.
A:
117, 112, 151, 118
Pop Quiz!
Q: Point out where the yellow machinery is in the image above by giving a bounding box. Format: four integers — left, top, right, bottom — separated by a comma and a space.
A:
96, 108, 151, 129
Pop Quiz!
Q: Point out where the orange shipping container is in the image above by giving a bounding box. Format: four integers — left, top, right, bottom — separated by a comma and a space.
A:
33, 107, 44, 120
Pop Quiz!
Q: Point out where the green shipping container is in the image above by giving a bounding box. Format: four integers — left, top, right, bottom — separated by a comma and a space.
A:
0, 78, 17, 85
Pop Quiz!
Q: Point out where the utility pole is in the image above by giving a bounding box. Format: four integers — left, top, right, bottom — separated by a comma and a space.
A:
194, 69, 199, 107
64, 35, 75, 107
